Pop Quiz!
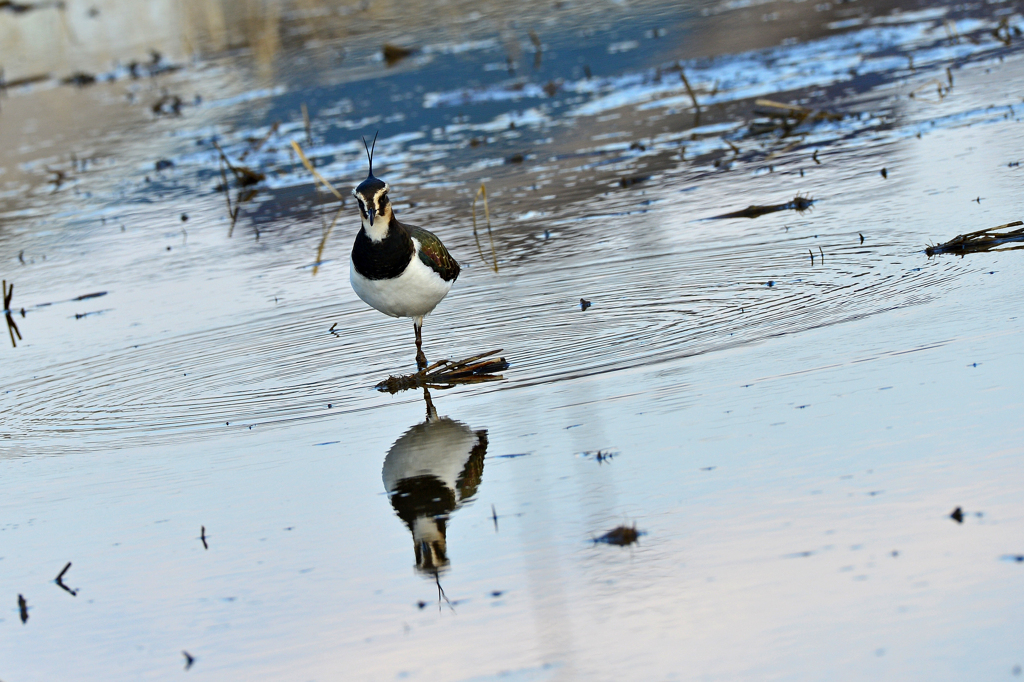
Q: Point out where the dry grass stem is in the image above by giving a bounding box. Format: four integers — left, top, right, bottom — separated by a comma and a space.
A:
679, 67, 701, 119
291, 140, 346, 275
290, 140, 344, 200
472, 183, 498, 272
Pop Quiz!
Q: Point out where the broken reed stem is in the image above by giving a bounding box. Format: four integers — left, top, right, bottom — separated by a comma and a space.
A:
472, 183, 498, 273
908, 79, 948, 102
312, 204, 345, 277
291, 140, 346, 276
228, 204, 240, 239
765, 135, 806, 159
218, 156, 235, 237
290, 140, 344, 201
679, 67, 701, 117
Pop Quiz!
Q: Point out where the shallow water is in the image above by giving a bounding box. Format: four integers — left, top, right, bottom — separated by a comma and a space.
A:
2, 0, 1024, 679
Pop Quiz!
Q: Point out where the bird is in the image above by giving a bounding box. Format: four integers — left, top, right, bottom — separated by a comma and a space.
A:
349, 133, 460, 370
382, 388, 487, 574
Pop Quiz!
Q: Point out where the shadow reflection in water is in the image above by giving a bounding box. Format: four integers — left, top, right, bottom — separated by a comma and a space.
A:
382, 388, 487, 577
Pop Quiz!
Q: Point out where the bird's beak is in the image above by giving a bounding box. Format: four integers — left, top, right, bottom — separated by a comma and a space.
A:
367, 206, 376, 226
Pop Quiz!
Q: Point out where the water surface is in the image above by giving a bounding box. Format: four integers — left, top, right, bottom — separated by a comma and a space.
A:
2, 0, 1024, 679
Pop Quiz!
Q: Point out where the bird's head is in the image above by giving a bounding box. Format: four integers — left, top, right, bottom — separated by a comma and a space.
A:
352, 132, 391, 230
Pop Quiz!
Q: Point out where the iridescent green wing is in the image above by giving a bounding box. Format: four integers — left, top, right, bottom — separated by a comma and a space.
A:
407, 223, 461, 282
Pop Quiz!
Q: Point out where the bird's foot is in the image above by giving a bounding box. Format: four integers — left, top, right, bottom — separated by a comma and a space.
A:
416, 349, 428, 372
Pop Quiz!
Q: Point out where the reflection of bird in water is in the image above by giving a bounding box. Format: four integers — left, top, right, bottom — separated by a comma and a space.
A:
350, 134, 461, 370
382, 389, 487, 574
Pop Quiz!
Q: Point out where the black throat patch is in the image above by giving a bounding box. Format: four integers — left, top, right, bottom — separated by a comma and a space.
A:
351, 220, 415, 280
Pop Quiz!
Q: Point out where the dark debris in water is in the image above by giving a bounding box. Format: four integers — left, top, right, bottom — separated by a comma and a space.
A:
152, 93, 183, 117
579, 298, 591, 311
925, 220, 1024, 256
708, 194, 814, 220
619, 174, 651, 188
61, 71, 96, 87
375, 349, 509, 393
212, 142, 265, 188
950, 507, 964, 523
594, 523, 644, 546
3, 279, 22, 348
581, 449, 617, 464
54, 561, 77, 596
382, 43, 416, 67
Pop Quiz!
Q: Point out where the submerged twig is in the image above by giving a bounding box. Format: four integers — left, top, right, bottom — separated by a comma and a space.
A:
925, 220, 1024, 256
213, 142, 262, 237
239, 121, 279, 161
376, 349, 509, 393
472, 183, 498, 273
708, 194, 815, 220
211, 141, 265, 187
679, 67, 701, 124
54, 562, 77, 596
3, 279, 22, 348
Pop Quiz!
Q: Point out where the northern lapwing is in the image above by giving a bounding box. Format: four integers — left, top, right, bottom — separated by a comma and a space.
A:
382, 388, 487, 574
350, 134, 460, 370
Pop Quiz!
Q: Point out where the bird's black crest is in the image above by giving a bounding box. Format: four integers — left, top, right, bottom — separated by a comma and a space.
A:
362, 131, 379, 178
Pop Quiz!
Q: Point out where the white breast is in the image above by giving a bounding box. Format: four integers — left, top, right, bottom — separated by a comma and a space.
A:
349, 238, 454, 319
382, 417, 480, 494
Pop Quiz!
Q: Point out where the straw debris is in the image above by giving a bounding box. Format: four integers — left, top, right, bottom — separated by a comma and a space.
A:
925, 220, 1024, 256
376, 349, 509, 393
749, 99, 842, 136
709, 193, 815, 220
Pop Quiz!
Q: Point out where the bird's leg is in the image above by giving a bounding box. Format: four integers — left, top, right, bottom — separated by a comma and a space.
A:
414, 316, 427, 371
422, 387, 438, 421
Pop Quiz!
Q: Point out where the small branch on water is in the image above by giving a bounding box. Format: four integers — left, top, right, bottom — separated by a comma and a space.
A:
376, 349, 509, 393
